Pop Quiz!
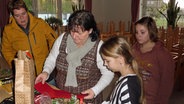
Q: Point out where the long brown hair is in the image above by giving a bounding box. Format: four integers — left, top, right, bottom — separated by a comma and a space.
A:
135, 16, 159, 42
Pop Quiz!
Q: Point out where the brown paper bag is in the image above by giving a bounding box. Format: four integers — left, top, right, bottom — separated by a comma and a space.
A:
14, 50, 35, 104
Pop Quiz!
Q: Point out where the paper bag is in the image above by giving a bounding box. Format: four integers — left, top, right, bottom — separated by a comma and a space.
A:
14, 50, 35, 104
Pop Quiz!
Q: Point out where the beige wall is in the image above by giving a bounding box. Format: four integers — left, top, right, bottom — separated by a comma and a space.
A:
92, 0, 131, 31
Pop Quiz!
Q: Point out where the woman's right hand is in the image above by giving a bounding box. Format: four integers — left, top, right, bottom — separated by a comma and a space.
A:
35, 72, 48, 84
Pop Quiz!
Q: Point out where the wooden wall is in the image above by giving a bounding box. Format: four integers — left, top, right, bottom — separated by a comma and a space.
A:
92, 0, 131, 31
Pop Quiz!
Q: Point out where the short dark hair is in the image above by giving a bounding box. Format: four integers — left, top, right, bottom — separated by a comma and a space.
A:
8, 0, 28, 15
68, 10, 100, 42
135, 16, 159, 42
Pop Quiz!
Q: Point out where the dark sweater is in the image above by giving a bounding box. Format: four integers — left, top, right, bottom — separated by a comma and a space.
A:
109, 75, 141, 104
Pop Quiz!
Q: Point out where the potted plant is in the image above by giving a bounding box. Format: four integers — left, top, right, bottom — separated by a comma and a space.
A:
71, 0, 84, 12
45, 17, 63, 26
158, 0, 181, 29
45, 17, 63, 31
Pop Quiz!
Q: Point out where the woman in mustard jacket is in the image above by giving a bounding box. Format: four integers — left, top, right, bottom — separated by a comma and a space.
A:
1, 0, 58, 76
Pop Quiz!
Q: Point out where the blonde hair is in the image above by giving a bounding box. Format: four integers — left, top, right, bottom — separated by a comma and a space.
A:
100, 36, 145, 104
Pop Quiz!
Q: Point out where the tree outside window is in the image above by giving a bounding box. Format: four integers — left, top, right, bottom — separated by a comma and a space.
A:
141, 0, 184, 28
23, 0, 74, 26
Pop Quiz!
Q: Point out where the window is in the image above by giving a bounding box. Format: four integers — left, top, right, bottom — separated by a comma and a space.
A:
141, 0, 184, 28
62, 0, 73, 25
37, 0, 57, 19
24, 0, 75, 26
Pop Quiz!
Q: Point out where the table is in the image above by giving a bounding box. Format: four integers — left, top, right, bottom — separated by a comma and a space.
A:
0, 83, 12, 102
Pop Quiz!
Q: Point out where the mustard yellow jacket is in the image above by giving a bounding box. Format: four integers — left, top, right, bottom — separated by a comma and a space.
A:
1, 12, 58, 76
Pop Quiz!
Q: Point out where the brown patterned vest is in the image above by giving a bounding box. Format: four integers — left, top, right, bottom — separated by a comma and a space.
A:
55, 33, 103, 103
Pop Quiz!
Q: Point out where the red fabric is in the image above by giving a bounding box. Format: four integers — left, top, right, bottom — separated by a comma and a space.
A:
0, 0, 10, 29
131, 0, 140, 23
131, 0, 140, 32
34, 82, 87, 99
85, 0, 92, 12
26, 51, 32, 59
